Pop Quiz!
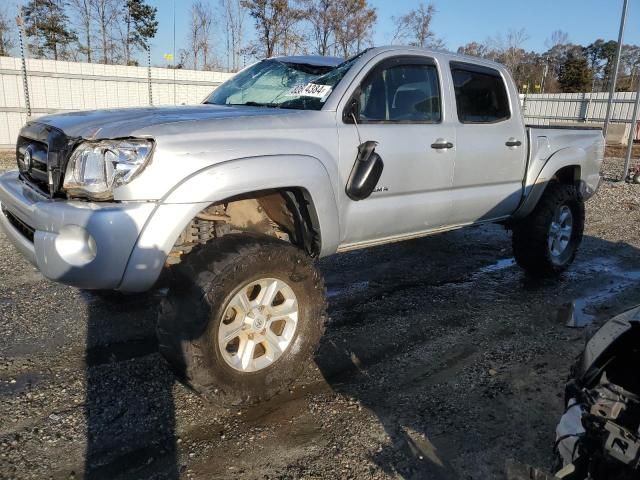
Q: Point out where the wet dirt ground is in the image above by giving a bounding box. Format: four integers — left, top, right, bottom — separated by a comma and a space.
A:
1, 153, 639, 480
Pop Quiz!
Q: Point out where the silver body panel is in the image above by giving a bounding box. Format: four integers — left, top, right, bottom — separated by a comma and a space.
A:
0, 47, 604, 291
0, 171, 155, 289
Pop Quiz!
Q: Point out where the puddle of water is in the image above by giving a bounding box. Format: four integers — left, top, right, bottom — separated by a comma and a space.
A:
558, 299, 596, 328
561, 262, 640, 328
474, 257, 516, 275
449, 257, 516, 288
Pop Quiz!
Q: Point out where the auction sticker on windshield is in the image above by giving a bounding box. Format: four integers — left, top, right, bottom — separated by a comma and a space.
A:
286, 83, 332, 99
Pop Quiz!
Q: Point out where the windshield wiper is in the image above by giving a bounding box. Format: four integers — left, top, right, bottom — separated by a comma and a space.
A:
234, 101, 280, 108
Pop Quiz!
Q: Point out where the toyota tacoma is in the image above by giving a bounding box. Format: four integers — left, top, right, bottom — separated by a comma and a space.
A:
0, 47, 604, 403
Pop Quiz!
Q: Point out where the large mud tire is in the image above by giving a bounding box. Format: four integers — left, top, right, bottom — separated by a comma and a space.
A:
157, 234, 326, 405
512, 182, 585, 277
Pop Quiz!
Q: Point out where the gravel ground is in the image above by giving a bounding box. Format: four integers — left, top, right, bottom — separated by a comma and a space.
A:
0, 151, 639, 480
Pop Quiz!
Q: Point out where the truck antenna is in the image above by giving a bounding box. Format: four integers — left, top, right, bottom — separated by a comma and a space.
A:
351, 113, 362, 145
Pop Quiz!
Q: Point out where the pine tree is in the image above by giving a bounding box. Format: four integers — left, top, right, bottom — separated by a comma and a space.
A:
123, 0, 158, 65
558, 51, 593, 93
22, 0, 77, 60
0, 9, 15, 56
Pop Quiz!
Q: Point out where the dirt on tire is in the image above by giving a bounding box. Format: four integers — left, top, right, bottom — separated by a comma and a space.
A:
157, 234, 327, 406
512, 182, 585, 277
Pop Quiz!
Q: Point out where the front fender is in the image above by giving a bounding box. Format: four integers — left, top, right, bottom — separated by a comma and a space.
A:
513, 147, 588, 220
118, 155, 340, 292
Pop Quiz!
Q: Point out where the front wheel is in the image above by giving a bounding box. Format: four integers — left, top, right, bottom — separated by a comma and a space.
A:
157, 234, 327, 405
512, 182, 585, 277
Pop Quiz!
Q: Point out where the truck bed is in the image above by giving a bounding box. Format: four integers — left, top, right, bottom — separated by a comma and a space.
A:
526, 124, 603, 131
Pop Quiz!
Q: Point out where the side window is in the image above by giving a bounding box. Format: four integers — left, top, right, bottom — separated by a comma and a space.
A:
357, 62, 441, 123
451, 65, 510, 123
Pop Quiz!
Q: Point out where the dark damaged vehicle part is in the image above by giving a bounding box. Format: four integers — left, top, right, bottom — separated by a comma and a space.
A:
556, 305, 640, 479
345, 140, 384, 200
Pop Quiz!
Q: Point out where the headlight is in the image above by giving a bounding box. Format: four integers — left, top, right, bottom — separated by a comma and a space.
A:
63, 139, 154, 200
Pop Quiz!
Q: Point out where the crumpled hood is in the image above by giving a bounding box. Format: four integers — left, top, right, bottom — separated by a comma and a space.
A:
36, 104, 297, 139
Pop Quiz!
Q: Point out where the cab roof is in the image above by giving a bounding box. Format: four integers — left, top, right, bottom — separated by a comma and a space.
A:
269, 55, 344, 67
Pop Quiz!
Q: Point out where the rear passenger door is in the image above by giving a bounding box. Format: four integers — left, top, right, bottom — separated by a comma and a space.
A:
449, 61, 527, 224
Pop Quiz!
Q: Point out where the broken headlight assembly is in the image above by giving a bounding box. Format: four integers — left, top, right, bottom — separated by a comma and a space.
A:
63, 139, 154, 200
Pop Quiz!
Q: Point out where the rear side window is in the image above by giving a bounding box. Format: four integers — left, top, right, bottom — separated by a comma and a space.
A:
451, 64, 510, 123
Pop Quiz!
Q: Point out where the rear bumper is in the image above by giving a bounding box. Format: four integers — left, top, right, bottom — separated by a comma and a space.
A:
0, 170, 156, 290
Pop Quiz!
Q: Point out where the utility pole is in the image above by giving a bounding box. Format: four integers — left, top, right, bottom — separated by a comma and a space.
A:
147, 47, 153, 106
623, 77, 640, 181
173, 0, 176, 105
603, 0, 629, 140
540, 59, 548, 94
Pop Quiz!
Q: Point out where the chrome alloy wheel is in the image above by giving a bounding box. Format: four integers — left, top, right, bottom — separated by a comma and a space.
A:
548, 205, 573, 257
218, 278, 299, 373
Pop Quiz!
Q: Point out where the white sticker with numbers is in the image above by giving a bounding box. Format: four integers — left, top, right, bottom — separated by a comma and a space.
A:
285, 83, 332, 99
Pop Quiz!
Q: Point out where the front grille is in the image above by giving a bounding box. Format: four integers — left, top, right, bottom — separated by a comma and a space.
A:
16, 122, 74, 198
17, 136, 49, 195
2, 207, 35, 242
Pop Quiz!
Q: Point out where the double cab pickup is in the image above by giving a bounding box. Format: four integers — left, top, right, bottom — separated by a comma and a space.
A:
0, 46, 604, 403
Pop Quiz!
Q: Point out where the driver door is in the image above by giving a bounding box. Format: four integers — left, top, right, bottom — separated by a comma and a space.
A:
336, 55, 456, 247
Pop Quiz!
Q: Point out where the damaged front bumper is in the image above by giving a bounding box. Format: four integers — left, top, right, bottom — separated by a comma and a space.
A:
0, 170, 156, 290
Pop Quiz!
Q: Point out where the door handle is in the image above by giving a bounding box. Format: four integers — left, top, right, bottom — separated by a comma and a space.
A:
505, 139, 522, 147
431, 141, 454, 150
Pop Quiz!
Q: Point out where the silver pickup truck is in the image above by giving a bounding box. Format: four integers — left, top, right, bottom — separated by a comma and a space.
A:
0, 46, 603, 403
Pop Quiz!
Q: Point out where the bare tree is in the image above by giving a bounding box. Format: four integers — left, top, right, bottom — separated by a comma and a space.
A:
621, 44, 640, 91
242, 0, 294, 58
547, 29, 569, 50
391, 2, 442, 48
333, 0, 376, 58
457, 41, 488, 58
304, 0, 336, 55
486, 28, 529, 73
68, 0, 93, 62
540, 30, 571, 93
504, 28, 530, 73
220, 0, 246, 70
0, 8, 15, 56
188, 0, 215, 69
278, 2, 305, 55
93, 0, 120, 63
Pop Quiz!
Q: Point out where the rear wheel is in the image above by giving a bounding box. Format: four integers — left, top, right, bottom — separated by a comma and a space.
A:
157, 234, 326, 405
512, 182, 584, 277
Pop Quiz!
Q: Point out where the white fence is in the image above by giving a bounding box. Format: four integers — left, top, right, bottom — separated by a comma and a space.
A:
521, 92, 638, 126
0, 56, 234, 148
2, 58, 638, 148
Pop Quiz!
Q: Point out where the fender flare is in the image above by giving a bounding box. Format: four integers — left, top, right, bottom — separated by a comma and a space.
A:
512, 147, 584, 220
118, 155, 340, 292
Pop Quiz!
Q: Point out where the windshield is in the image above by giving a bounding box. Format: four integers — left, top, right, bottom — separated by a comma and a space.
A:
203, 57, 359, 110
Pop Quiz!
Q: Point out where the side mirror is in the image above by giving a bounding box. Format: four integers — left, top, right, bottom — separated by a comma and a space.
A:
342, 96, 360, 124
346, 141, 384, 201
